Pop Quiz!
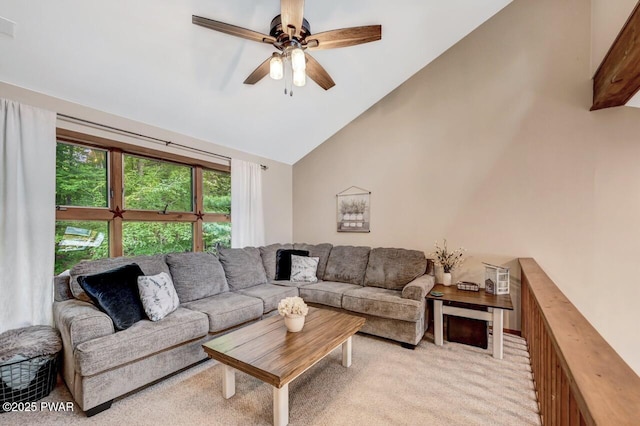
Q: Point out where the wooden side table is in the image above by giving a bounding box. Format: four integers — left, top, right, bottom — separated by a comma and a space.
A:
426, 284, 514, 359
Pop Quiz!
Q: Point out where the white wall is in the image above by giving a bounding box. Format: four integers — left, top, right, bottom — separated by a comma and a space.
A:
0, 81, 293, 244
293, 0, 640, 374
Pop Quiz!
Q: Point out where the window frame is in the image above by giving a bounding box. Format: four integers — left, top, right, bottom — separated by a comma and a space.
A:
55, 128, 230, 259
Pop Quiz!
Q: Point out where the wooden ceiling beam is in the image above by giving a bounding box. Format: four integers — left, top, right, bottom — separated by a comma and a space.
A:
592, 2, 640, 111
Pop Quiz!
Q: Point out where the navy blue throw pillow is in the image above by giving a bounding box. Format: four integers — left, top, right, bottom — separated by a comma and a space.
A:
275, 249, 309, 281
78, 263, 146, 331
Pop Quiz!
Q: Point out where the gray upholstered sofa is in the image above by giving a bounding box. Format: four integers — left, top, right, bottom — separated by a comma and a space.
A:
53, 244, 434, 415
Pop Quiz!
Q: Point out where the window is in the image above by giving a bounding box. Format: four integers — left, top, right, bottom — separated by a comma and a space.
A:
55, 143, 108, 207
122, 222, 193, 256
203, 169, 231, 214
55, 221, 109, 273
54, 131, 231, 274
124, 155, 193, 212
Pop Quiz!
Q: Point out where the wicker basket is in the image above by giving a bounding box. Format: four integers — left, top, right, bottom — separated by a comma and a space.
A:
0, 353, 60, 411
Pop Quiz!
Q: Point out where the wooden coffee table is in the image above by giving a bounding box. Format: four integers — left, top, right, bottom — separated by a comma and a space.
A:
202, 307, 365, 426
426, 284, 513, 359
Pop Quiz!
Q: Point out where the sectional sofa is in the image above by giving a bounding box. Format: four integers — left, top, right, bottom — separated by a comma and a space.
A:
53, 243, 435, 415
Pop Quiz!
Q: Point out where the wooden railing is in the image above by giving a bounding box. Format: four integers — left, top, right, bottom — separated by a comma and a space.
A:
520, 258, 640, 425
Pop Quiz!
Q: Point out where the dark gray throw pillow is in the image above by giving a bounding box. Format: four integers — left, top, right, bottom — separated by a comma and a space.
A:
78, 263, 146, 331
275, 249, 309, 280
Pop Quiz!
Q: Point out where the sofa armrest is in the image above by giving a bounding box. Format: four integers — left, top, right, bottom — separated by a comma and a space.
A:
54, 299, 114, 350
402, 274, 436, 301
54, 271, 73, 302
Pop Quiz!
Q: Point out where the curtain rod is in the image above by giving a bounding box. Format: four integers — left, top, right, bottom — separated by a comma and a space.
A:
56, 113, 268, 170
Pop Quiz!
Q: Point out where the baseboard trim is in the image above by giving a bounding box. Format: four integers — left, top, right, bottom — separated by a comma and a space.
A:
488, 326, 522, 337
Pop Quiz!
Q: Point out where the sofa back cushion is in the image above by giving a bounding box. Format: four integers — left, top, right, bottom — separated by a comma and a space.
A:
293, 243, 333, 279
70, 254, 170, 302
323, 245, 370, 285
259, 243, 293, 280
363, 248, 427, 290
166, 252, 229, 303
218, 247, 268, 290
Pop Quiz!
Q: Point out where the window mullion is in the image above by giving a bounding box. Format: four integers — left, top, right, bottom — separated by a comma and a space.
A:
110, 149, 123, 257
194, 166, 203, 252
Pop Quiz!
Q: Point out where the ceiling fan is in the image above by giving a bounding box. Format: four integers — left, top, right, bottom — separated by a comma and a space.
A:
192, 0, 382, 92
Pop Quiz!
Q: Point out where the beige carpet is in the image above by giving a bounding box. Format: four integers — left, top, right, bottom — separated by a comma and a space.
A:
2, 333, 540, 425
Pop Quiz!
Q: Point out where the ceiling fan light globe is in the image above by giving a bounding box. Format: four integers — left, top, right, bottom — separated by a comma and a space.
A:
293, 68, 306, 87
269, 55, 284, 80
291, 47, 306, 71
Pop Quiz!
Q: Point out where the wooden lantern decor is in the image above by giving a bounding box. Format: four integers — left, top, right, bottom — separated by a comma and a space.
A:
483, 263, 509, 295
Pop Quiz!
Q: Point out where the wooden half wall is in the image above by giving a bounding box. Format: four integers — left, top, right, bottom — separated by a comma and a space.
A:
520, 258, 640, 425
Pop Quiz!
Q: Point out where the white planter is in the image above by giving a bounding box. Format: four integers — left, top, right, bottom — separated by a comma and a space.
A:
284, 314, 305, 332
442, 272, 452, 286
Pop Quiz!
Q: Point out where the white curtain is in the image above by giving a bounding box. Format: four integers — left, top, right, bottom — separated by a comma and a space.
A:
230, 158, 265, 248
0, 98, 56, 333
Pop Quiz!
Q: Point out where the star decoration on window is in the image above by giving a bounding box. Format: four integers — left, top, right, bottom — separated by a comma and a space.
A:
109, 205, 126, 219
195, 210, 205, 221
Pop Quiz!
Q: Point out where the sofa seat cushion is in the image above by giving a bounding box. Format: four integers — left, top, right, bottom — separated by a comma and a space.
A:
259, 243, 293, 281
293, 243, 332, 280
363, 248, 428, 290
166, 252, 229, 303
237, 284, 299, 314
70, 254, 170, 303
74, 307, 208, 376
323, 246, 371, 285
299, 281, 362, 308
218, 247, 268, 290
181, 292, 263, 333
342, 287, 423, 322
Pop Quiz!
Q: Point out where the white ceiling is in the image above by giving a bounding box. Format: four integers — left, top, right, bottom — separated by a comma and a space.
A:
0, 0, 512, 164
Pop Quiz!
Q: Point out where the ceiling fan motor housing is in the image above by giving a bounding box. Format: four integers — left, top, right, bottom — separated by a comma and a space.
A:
270, 14, 311, 43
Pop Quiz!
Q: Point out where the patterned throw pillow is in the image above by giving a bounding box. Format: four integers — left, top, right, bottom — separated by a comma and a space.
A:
290, 255, 320, 283
137, 272, 180, 321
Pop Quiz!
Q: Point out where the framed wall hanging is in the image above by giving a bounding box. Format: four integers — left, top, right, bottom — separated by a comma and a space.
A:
336, 186, 370, 233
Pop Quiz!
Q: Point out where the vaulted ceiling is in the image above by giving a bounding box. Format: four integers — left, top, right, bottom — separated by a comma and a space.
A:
0, 1, 512, 164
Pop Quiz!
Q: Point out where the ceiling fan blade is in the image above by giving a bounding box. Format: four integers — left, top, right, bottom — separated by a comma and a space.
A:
192, 15, 275, 44
243, 56, 272, 85
305, 53, 335, 90
281, 0, 305, 37
307, 25, 381, 50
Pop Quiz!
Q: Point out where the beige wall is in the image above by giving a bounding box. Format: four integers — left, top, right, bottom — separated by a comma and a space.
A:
293, 0, 640, 374
0, 81, 293, 244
